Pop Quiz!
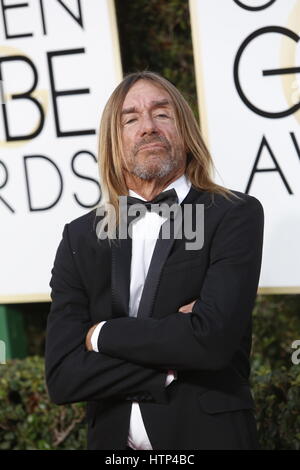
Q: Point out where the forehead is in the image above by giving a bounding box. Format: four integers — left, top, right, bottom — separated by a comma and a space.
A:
122, 80, 172, 109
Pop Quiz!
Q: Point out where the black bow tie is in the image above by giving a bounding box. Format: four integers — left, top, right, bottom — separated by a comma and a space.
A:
124, 188, 179, 224
126, 188, 178, 211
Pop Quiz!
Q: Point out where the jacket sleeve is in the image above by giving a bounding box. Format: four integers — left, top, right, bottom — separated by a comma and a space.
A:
45, 224, 167, 406
97, 196, 264, 371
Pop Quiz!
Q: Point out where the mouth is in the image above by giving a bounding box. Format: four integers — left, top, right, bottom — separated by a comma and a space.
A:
138, 143, 167, 151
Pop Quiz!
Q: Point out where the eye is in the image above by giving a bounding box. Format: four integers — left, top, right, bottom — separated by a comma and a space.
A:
155, 113, 169, 119
124, 118, 137, 125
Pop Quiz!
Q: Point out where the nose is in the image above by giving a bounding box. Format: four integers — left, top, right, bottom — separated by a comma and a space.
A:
139, 113, 158, 136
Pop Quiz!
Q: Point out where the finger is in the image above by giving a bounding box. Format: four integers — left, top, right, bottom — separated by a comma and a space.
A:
179, 307, 189, 313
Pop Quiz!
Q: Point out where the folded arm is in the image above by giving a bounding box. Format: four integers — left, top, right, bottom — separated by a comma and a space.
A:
87, 321, 178, 385
95, 196, 264, 371
45, 224, 167, 405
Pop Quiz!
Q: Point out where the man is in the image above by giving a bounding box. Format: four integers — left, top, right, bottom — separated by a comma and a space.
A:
45, 71, 264, 450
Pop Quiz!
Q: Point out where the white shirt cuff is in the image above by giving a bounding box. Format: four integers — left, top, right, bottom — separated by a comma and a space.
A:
165, 369, 177, 387
91, 321, 107, 352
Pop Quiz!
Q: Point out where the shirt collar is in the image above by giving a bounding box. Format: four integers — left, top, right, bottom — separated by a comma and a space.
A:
128, 174, 191, 205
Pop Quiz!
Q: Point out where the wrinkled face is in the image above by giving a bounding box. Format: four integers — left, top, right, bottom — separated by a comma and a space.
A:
120, 80, 186, 180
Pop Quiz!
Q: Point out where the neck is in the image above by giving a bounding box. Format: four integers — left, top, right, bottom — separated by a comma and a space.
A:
125, 168, 185, 200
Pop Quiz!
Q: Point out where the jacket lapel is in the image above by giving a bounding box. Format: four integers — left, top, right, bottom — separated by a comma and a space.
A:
137, 186, 201, 319
136, 221, 177, 319
111, 236, 132, 318
94, 209, 131, 319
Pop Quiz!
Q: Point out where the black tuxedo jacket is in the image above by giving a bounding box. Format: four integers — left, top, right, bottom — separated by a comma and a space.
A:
45, 186, 264, 450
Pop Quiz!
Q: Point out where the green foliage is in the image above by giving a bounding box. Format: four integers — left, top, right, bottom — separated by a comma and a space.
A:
252, 295, 300, 368
0, 356, 86, 450
251, 364, 300, 450
115, 0, 199, 118
251, 295, 300, 450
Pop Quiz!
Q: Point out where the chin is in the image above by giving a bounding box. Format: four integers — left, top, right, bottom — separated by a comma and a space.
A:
133, 164, 173, 180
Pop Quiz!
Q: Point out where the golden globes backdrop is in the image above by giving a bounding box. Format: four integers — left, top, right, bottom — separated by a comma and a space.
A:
190, 0, 300, 293
0, 0, 122, 302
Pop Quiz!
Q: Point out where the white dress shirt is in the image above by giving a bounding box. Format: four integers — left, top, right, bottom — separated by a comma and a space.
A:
91, 173, 191, 450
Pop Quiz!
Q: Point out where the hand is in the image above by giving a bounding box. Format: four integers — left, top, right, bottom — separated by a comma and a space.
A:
178, 300, 197, 314
85, 323, 100, 351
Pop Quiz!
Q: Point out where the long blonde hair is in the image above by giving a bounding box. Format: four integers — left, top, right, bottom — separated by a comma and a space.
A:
96, 71, 240, 238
